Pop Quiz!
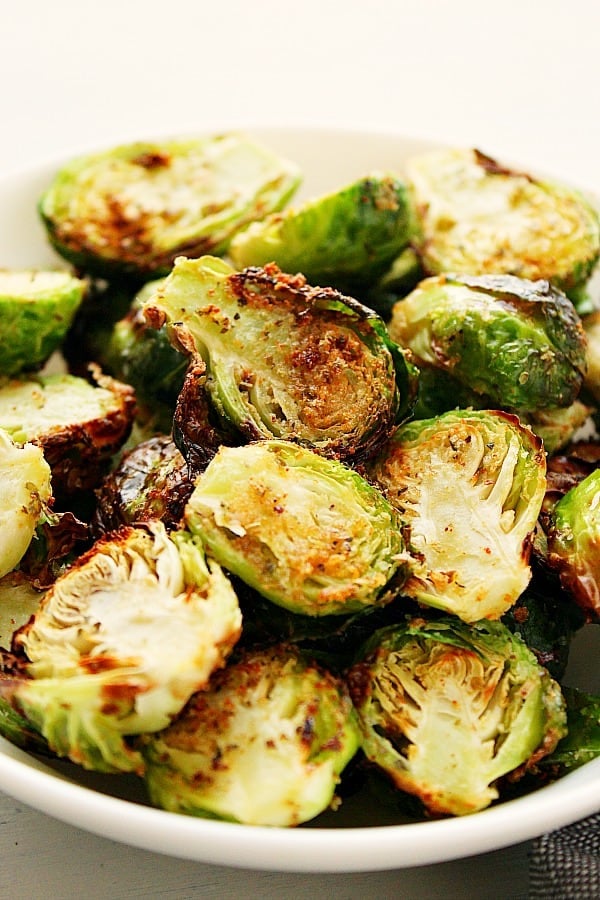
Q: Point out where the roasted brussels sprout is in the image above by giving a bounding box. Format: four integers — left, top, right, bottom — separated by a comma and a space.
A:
389, 274, 587, 412
0, 269, 86, 376
0, 428, 51, 579
145, 257, 414, 460
141, 645, 360, 826
0, 367, 135, 496
185, 440, 409, 617
93, 434, 194, 534
406, 147, 600, 292
10, 522, 241, 772
38, 134, 301, 280
348, 618, 567, 816
229, 174, 415, 289
367, 410, 547, 622
545, 468, 600, 618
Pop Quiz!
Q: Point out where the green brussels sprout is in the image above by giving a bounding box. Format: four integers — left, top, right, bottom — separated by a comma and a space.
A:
406, 147, 600, 292
185, 440, 409, 617
0, 367, 135, 496
0, 269, 86, 376
229, 174, 415, 289
93, 434, 193, 534
145, 256, 413, 460
38, 134, 301, 280
367, 409, 547, 622
389, 274, 587, 411
545, 468, 600, 618
10, 522, 242, 772
0, 428, 52, 579
348, 618, 567, 816
140, 645, 360, 826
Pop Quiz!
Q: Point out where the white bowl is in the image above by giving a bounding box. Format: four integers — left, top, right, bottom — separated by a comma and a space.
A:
0, 127, 598, 873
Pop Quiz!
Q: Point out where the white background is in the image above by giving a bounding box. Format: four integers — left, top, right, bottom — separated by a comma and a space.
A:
1, 0, 598, 896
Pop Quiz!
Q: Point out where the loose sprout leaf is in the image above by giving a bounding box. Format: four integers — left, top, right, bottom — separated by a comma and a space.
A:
140, 645, 361, 826
406, 147, 600, 291
12, 522, 242, 772
185, 440, 410, 617
0, 269, 86, 376
367, 410, 547, 622
38, 134, 301, 280
144, 256, 407, 460
389, 274, 587, 412
348, 618, 567, 816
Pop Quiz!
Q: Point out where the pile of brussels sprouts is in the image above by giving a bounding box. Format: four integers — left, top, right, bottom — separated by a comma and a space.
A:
0, 133, 599, 827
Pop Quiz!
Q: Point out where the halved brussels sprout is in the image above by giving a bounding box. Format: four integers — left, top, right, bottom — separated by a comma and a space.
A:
348, 618, 567, 816
145, 256, 412, 460
229, 174, 415, 289
406, 147, 600, 292
11, 522, 242, 772
141, 645, 360, 826
389, 274, 587, 411
545, 468, 600, 618
39, 134, 301, 280
0, 368, 135, 496
0, 269, 86, 376
185, 440, 409, 617
367, 410, 547, 622
0, 428, 52, 579
93, 434, 193, 534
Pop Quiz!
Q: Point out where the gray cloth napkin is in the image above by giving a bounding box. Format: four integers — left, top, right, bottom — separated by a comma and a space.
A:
529, 813, 600, 899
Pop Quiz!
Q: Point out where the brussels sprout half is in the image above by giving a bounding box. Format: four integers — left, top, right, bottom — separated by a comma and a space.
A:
185, 440, 409, 617
367, 410, 547, 622
545, 468, 600, 618
0, 368, 135, 496
0, 428, 52, 579
389, 274, 587, 412
39, 134, 301, 280
348, 618, 567, 816
141, 645, 360, 826
406, 147, 600, 292
0, 269, 86, 376
145, 256, 413, 460
229, 174, 415, 289
11, 522, 242, 773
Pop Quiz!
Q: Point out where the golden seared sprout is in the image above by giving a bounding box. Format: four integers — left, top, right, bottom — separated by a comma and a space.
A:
367, 410, 547, 622
348, 618, 567, 816
141, 645, 360, 826
545, 468, 600, 619
389, 274, 587, 412
0, 269, 86, 376
0, 369, 135, 496
406, 147, 600, 292
185, 440, 409, 617
39, 134, 301, 280
12, 522, 242, 773
94, 434, 193, 534
145, 256, 413, 461
229, 174, 415, 289
0, 428, 51, 580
